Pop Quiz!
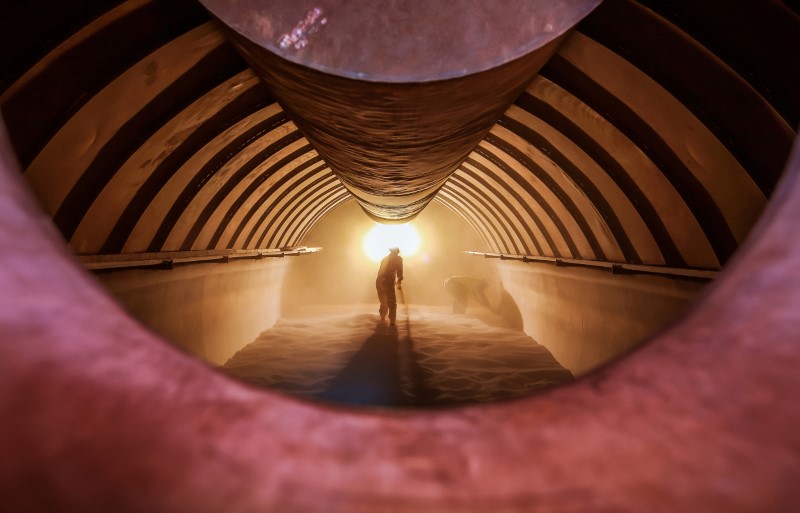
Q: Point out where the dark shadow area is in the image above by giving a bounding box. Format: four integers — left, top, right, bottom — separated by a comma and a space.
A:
495, 286, 524, 331
315, 322, 405, 407
398, 334, 440, 407
315, 321, 441, 408
467, 284, 525, 332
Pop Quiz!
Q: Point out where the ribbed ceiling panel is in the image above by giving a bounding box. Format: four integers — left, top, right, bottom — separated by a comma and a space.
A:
0, 0, 795, 272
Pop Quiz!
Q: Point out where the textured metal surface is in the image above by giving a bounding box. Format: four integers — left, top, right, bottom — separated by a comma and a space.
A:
198, 0, 603, 82
200, 0, 601, 221
1, 117, 800, 510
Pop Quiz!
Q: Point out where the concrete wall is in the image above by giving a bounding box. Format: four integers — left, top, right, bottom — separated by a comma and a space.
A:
94, 258, 289, 365
89, 226, 705, 376
499, 261, 707, 376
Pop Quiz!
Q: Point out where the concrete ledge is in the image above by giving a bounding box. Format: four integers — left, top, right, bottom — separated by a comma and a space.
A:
80, 247, 321, 271
468, 251, 719, 280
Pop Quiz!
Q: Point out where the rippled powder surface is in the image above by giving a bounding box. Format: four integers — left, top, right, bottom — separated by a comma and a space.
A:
222, 306, 573, 408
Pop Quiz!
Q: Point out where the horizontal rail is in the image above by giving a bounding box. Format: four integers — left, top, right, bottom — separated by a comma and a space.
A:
80, 247, 322, 272
466, 251, 719, 281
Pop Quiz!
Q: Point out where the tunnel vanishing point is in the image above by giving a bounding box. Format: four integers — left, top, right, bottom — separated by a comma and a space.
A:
1, 0, 799, 512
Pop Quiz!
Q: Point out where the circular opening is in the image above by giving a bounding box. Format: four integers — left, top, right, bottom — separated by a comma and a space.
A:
1, 1, 798, 507
1, 0, 794, 415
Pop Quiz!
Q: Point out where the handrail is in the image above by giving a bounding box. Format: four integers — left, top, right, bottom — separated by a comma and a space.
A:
466, 251, 719, 281
79, 247, 322, 272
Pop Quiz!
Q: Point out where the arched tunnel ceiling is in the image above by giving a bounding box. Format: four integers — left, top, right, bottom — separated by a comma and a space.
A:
1, 0, 797, 271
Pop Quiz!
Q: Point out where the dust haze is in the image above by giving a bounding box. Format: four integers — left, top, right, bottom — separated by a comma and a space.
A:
282, 200, 506, 317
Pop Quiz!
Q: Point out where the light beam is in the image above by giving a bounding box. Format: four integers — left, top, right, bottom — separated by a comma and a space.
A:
363, 223, 421, 262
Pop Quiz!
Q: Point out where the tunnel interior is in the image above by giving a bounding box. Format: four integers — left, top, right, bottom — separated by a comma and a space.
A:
0, 0, 797, 408
1, 1, 800, 510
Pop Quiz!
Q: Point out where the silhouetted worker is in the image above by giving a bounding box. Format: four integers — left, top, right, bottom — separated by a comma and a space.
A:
376, 247, 403, 326
444, 276, 490, 314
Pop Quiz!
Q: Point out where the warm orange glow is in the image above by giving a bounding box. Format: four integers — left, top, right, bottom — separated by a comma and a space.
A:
363, 223, 421, 262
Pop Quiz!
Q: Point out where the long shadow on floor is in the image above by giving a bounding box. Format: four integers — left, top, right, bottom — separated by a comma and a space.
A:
315, 321, 437, 407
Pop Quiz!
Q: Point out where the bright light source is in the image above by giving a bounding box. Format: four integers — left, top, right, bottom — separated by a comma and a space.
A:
363, 223, 421, 262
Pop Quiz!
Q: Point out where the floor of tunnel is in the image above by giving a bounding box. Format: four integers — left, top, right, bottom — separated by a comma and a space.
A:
221, 305, 574, 408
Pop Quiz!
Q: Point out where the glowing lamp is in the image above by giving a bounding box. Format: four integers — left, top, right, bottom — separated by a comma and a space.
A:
363, 223, 421, 262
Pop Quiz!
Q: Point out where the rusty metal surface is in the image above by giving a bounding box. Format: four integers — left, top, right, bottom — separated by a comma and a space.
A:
198, 0, 602, 82
199, 0, 601, 222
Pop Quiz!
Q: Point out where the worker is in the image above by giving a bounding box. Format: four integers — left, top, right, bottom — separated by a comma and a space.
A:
444, 276, 490, 314
376, 247, 403, 326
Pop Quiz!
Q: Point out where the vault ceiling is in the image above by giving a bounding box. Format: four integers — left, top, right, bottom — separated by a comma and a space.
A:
1, 0, 796, 271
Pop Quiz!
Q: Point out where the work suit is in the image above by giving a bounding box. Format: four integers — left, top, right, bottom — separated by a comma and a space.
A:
376, 250, 403, 324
